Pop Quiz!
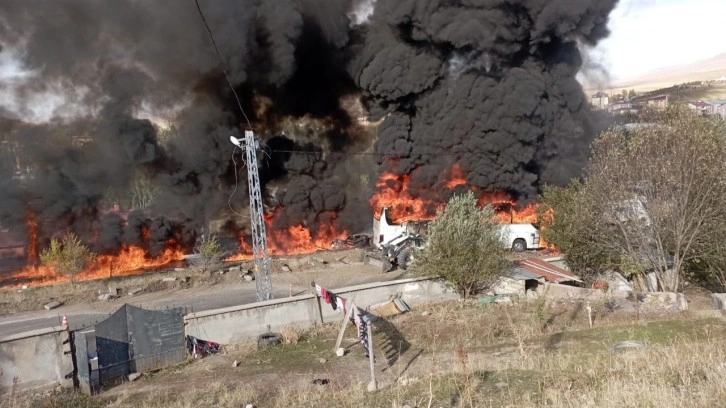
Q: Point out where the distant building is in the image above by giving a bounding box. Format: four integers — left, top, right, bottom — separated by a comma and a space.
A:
688, 99, 726, 119
646, 95, 669, 109
688, 100, 712, 115
591, 92, 609, 110
706, 99, 726, 119
608, 96, 634, 115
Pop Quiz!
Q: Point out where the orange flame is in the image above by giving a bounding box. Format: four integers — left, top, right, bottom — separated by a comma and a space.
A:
226, 208, 348, 261
3, 241, 187, 288
446, 163, 468, 189
25, 211, 38, 262
370, 163, 547, 226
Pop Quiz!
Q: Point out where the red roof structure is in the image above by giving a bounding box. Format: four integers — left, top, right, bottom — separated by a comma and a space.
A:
515, 258, 581, 283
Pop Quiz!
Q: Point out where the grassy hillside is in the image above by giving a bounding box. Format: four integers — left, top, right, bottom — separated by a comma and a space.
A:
5, 297, 726, 408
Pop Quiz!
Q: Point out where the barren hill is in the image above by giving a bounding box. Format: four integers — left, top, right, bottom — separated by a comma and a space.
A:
587, 53, 726, 93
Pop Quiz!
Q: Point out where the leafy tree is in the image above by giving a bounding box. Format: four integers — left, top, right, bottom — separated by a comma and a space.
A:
544, 105, 726, 291
413, 191, 510, 298
538, 181, 619, 283
628, 89, 636, 98
192, 234, 223, 273
40, 233, 97, 286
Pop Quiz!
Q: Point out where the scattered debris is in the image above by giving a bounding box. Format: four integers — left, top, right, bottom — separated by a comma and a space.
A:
228, 266, 242, 273
331, 234, 371, 250
495, 381, 508, 388
711, 293, 726, 310
257, 332, 282, 349
336, 348, 346, 357
398, 376, 419, 386
370, 298, 410, 317
174, 267, 185, 272
611, 341, 646, 353
318, 358, 327, 364
128, 288, 144, 296
186, 335, 221, 358
127, 373, 142, 382
97, 294, 113, 302
421, 311, 430, 316
162, 277, 177, 282
312, 378, 329, 385
282, 264, 292, 272
21, 285, 28, 290
604, 271, 634, 292
233, 360, 240, 368
44, 301, 62, 310
245, 404, 255, 408
243, 274, 254, 282
311, 257, 328, 265
108, 286, 118, 297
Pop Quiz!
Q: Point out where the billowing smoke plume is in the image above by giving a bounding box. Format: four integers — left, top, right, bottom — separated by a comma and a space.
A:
352, 0, 618, 200
0, 0, 618, 261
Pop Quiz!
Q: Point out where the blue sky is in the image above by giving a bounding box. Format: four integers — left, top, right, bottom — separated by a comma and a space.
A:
595, 0, 726, 80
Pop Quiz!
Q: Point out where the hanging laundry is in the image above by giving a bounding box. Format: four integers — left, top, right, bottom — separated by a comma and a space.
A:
312, 282, 347, 314
335, 296, 347, 315
351, 307, 372, 359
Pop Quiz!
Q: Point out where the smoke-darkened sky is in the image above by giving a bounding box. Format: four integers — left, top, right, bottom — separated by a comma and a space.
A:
0, 0, 618, 253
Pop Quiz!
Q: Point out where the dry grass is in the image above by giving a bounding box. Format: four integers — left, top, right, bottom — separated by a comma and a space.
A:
96, 333, 726, 408
5, 299, 726, 408
280, 324, 303, 345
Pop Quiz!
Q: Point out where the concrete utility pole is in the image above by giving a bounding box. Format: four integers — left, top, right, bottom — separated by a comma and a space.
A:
230, 131, 272, 301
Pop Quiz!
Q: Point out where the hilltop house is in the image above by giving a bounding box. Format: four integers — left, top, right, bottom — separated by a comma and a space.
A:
689, 100, 712, 115
707, 99, 726, 119
646, 95, 669, 109
591, 92, 609, 110
688, 99, 726, 119
608, 96, 635, 115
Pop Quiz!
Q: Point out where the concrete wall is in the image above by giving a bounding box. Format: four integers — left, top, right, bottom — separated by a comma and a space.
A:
712, 293, 726, 310
0, 326, 73, 392
184, 277, 457, 344
541, 283, 688, 312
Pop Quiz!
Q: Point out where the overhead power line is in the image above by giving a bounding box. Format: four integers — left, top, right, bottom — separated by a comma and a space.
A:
266, 149, 464, 157
194, 0, 252, 130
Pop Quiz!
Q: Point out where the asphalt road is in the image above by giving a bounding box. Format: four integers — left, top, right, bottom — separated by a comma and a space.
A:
0, 283, 295, 338
0, 262, 398, 338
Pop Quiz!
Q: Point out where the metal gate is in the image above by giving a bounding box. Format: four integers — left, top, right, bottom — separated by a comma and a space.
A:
75, 303, 185, 390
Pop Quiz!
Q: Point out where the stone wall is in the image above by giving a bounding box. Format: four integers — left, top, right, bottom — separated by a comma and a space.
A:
184, 277, 457, 344
0, 326, 73, 392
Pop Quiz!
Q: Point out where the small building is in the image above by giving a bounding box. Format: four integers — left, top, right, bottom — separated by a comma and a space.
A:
492, 257, 582, 298
609, 97, 634, 115
591, 92, 610, 110
646, 95, 669, 109
705, 99, 726, 119
689, 100, 712, 114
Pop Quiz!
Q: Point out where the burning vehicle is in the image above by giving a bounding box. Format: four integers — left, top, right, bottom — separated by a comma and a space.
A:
372, 207, 543, 272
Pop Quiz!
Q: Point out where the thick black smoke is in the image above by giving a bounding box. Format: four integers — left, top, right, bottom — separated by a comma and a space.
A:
0, 0, 617, 261
352, 0, 618, 201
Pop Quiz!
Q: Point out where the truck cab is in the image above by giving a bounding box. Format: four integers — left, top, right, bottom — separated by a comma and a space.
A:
372, 207, 428, 250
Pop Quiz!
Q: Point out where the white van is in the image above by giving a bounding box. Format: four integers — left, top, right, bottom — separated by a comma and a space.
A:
373, 207, 542, 252
499, 223, 542, 252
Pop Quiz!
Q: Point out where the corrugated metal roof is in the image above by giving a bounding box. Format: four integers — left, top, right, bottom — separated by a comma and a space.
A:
515, 258, 581, 283
510, 268, 543, 281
